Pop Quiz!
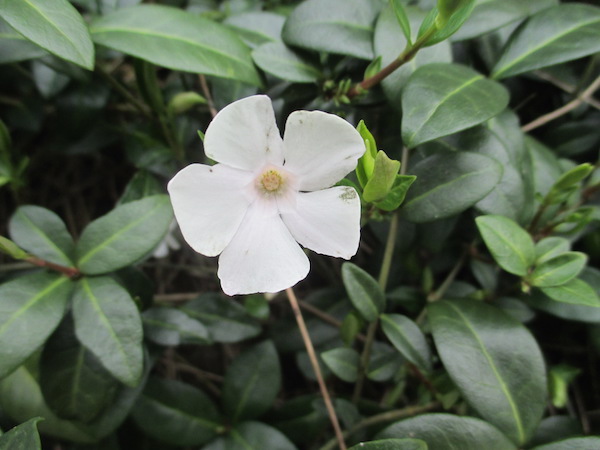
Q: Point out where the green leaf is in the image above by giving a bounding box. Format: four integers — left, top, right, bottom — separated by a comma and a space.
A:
340, 311, 363, 346
76, 195, 173, 275
349, 438, 427, 450
375, 175, 417, 212
131, 377, 220, 447
531, 437, 600, 450
224, 12, 285, 49
0, 272, 71, 379
451, 0, 529, 41
9, 205, 75, 266
222, 341, 281, 423
529, 252, 587, 287
402, 63, 509, 148
428, 300, 546, 445
374, 5, 452, 107
476, 215, 535, 276
0, 236, 28, 260
72, 277, 143, 386
548, 363, 580, 408
402, 152, 502, 223
341, 263, 386, 322
417, 1, 476, 46
142, 306, 211, 346
492, 4, 600, 79
377, 413, 517, 449
436, 0, 474, 28
363, 151, 401, 203
356, 120, 378, 188
252, 42, 321, 83
381, 314, 432, 373
390, 0, 412, 44
167, 91, 206, 116
180, 293, 261, 343
545, 163, 594, 204
321, 347, 360, 383
282, 0, 380, 60
535, 237, 571, 264
212, 421, 297, 450
0, 418, 43, 450
40, 317, 119, 423
90, 4, 261, 85
540, 278, 600, 307
0, 0, 94, 69
118, 170, 163, 205
0, 19, 47, 64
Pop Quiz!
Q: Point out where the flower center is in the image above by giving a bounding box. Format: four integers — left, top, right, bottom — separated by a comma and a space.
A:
259, 169, 284, 193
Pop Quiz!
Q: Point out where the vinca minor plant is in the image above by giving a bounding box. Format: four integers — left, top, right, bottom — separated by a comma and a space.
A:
0, 0, 599, 449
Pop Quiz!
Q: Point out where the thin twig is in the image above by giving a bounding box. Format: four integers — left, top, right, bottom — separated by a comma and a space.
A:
298, 299, 366, 343
286, 287, 347, 450
522, 75, 600, 132
24, 256, 80, 278
535, 71, 600, 110
199, 75, 218, 118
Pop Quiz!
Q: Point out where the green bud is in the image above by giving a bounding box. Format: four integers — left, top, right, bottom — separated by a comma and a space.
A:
168, 92, 207, 116
546, 163, 594, 204
549, 364, 580, 408
364, 56, 382, 81
356, 120, 378, 188
375, 174, 417, 211
0, 236, 28, 260
436, 0, 469, 28
363, 151, 401, 203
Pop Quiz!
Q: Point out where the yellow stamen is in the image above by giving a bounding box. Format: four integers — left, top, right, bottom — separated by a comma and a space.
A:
260, 169, 283, 192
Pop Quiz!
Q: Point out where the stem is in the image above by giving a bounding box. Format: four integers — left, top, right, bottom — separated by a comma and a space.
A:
352, 212, 400, 403
25, 256, 80, 278
426, 249, 468, 303
347, 26, 437, 99
96, 65, 152, 119
199, 75, 218, 118
298, 299, 366, 343
522, 74, 600, 132
285, 288, 347, 450
319, 402, 440, 450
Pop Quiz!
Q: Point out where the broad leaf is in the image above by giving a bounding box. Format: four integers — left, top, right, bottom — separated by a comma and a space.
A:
0, 19, 47, 64
209, 421, 297, 450
40, 317, 119, 423
91, 5, 261, 85
492, 3, 600, 79
252, 42, 321, 83
76, 195, 173, 275
0, 272, 71, 379
222, 340, 281, 423
224, 12, 285, 48
535, 237, 571, 264
9, 205, 75, 266
72, 277, 143, 386
282, 0, 379, 60
530, 252, 587, 287
377, 413, 517, 449
402, 152, 502, 223
349, 438, 427, 450
143, 306, 211, 346
321, 347, 360, 383
532, 437, 600, 450
180, 293, 261, 343
131, 377, 220, 446
540, 279, 600, 307
452, 0, 529, 41
0, 0, 94, 69
381, 314, 432, 373
341, 263, 386, 322
476, 215, 535, 276
402, 63, 509, 148
429, 300, 546, 444
0, 417, 43, 450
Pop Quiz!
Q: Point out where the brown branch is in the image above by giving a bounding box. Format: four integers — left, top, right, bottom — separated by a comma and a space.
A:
25, 256, 80, 278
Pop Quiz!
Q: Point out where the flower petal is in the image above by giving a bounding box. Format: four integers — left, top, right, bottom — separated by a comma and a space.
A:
282, 110, 365, 191
282, 186, 361, 259
204, 95, 284, 171
167, 163, 252, 257
218, 204, 309, 295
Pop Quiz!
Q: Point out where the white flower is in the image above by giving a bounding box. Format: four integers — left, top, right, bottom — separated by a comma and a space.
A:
167, 95, 365, 295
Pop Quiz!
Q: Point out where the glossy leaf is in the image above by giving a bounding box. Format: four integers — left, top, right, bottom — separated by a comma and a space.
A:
0, 19, 47, 63
452, 0, 529, 41
0, 272, 71, 379
429, 300, 546, 444
252, 42, 321, 83
76, 195, 173, 275
381, 314, 432, 373
222, 340, 281, 423
0, 0, 94, 69
282, 0, 379, 60
91, 5, 260, 85
72, 277, 143, 386
402, 63, 509, 148
349, 439, 426, 450
131, 377, 220, 446
531, 437, 600, 450
0, 417, 43, 450
9, 205, 75, 266
375, 175, 417, 212
535, 237, 571, 264
224, 11, 285, 48
180, 293, 261, 343
530, 252, 587, 287
363, 151, 401, 203
377, 413, 517, 449
210, 421, 297, 450
476, 215, 535, 276
492, 4, 600, 79
142, 306, 211, 346
321, 347, 360, 383
402, 152, 502, 223
341, 262, 386, 322
40, 318, 119, 423
540, 279, 600, 307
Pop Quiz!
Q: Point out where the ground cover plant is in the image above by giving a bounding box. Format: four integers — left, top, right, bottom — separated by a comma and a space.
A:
0, 0, 600, 449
